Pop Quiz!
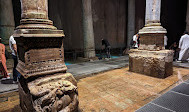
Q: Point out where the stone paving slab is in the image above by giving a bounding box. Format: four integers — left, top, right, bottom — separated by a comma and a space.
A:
0, 67, 189, 112
0, 56, 129, 93
0, 83, 18, 94
67, 56, 129, 79
78, 67, 189, 112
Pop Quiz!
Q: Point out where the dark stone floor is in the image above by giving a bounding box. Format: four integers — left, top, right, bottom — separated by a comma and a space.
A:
136, 79, 189, 112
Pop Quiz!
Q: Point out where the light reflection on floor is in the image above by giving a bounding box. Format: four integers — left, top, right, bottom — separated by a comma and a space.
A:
177, 70, 184, 85
65, 62, 72, 65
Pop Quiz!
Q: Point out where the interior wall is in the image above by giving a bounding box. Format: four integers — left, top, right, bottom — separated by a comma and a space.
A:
12, 0, 127, 52
48, 0, 84, 51
92, 0, 127, 49
161, 0, 188, 47
12, 0, 21, 27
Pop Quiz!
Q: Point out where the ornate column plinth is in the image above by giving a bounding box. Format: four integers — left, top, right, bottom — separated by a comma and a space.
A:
129, 0, 174, 78
13, 0, 78, 111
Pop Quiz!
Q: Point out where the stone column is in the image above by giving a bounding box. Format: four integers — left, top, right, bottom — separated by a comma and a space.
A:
139, 0, 166, 50
14, 0, 78, 111
186, 0, 189, 31
145, 0, 161, 24
129, 0, 174, 78
0, 0, 15, 45
82, 0, 96, 58
127, 0, 135, 48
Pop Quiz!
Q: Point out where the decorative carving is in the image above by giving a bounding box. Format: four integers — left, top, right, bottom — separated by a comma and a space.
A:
14, 0, 79, 111
19, 73, 78, 112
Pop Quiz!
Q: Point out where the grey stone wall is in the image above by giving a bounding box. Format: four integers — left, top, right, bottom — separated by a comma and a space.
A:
92, 0, 127, 49
48, 0, 127, 50
12, 0, 127, 51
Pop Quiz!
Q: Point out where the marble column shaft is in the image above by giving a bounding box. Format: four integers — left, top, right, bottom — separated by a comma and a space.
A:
0, 0, 15, 45
145, 0, 161, 24
127, 0, 135, 48
21, 0, 48, 19
139, 0, 166, 50
82, 0, 96, 58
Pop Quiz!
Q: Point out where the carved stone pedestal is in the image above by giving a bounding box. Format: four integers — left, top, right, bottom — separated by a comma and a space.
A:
18, 73, 78, 112
129, 23, 174, 78
129, 49, 173, 78
128, 0, 174, 78
13, 0, 78, 111
138, 23, 167, 51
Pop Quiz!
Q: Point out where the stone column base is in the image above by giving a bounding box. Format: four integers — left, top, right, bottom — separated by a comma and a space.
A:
129, 49, 174, 78
18, 73, 78, 112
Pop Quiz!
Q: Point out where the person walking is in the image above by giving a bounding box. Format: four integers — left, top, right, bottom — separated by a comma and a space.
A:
178, 31, 189, 62
0, 38, 10, 80
9, 35, 19, 83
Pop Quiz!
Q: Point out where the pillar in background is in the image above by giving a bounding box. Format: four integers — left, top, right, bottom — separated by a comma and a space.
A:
0, 0, 15, 45
14, 0, 78, 111
127, 0, 135, 48
129, 0, 174, 78
82, 0, 96, 58
186, 0, 189, 31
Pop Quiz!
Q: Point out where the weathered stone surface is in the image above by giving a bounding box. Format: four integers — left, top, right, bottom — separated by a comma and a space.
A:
14, 0, 79, 111
139, 33, 165, 51
14, 0, 65, 78
15, 37, 67, 78
129, 0, 174, 78
129, 49, 174, 78
21, 0, 48, 19
139, 23, 167, 51
19, 73, 78, 112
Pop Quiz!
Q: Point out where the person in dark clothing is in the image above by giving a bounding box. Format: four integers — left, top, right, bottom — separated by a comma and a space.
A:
169, 42, 179, 61
102, 39, 111, 58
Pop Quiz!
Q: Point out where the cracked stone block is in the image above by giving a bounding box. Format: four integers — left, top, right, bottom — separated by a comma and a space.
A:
129, 49, 174, 78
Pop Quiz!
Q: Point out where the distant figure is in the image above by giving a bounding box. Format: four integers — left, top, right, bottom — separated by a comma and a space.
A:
9, 35, 19, 83
164, 35, 168, 48
169, 42, 179, 61
102, 39, 111, 58
178, 31, 189, 62
132, 33, 140, 49
0, 37, 10, 80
